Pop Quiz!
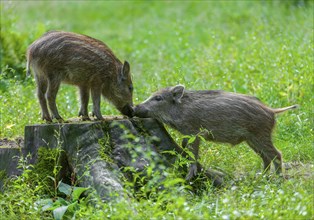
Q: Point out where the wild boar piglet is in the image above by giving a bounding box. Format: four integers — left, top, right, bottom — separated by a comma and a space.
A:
27, 30, 134, 122
134, 85, 298, 180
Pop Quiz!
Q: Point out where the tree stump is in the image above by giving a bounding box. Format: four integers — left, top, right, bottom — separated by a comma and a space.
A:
4, 118, 224, 200
0, 146, 21, 190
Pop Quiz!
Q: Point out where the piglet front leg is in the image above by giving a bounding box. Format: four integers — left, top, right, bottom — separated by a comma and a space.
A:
183, 136, 200, 180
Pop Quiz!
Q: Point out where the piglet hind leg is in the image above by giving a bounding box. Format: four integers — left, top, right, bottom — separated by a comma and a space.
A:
46, 78, 63, 122
35, 74, 52, 122
264, 140, 282, 175
247, 136, 282, 175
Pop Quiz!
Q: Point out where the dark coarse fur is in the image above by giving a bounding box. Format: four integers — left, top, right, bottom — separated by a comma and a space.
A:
134, 85, 298, 179
27, 30, 134, 122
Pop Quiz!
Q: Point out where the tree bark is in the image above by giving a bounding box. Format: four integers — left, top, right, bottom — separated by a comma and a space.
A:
1, 118, 224, 199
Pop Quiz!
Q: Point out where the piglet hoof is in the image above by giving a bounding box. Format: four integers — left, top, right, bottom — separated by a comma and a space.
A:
55, 118, 65, 123
185, 163, 198, 181
78, 113, 91, 121
42, 115, 53, 123
93, 116, 105, 121
91, 111, 105, 121
44, 119, 53, 124
81, 116, 91, 121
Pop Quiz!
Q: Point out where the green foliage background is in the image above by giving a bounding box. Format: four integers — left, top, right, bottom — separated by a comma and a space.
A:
0, 1, 313, 219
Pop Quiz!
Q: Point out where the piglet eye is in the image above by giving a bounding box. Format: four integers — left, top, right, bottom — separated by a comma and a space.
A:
154, 95, 163, 101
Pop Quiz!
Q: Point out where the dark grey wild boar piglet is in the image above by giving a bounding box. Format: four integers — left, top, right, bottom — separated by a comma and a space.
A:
26, 30, 134, 122
134, 85, 298, 180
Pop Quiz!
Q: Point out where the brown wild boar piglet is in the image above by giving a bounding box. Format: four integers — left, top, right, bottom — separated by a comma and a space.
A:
27, 30, 134, 122
134, 85, 298, 180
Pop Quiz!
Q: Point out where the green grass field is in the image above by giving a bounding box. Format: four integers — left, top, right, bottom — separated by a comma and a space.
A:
1, 1, 313, 219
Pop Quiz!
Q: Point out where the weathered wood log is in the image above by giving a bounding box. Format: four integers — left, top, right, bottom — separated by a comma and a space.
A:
2, 118, 224, 199
0, 147, 21, 190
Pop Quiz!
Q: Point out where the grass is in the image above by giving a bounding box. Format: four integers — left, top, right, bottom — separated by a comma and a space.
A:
0, 1, 313, 219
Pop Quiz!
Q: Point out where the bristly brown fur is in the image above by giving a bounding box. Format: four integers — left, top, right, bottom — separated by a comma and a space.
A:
134, 85, 298, 180
27, 30, 134, 122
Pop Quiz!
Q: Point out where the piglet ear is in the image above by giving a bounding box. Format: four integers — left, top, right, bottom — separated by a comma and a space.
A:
119, 61, 130, 82
171, 85, 185, 103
